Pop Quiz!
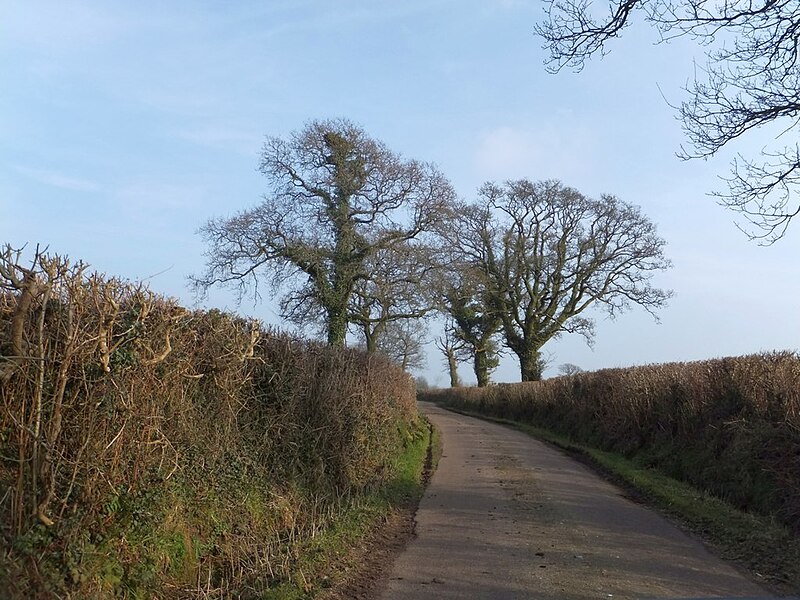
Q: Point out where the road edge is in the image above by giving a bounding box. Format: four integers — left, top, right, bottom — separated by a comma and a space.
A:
434, 402, 799, 597
318, 414, 441, 600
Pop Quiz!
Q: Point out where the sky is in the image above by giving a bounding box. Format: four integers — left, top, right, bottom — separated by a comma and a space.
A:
2, 1, 799, 386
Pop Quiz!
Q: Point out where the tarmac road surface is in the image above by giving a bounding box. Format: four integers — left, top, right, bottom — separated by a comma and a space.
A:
379, 402, 776, 600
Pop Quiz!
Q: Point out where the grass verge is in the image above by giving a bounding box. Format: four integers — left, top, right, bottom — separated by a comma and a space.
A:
436, 403, 800, 596
263, 415, 436, 599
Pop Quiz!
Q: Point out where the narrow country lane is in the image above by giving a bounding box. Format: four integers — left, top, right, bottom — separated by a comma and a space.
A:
379, 402, 774, 600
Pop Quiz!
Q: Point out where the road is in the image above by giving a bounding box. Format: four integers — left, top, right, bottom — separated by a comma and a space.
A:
379, 402, 774, 600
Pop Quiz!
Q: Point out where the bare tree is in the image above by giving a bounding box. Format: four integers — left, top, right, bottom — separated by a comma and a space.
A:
435, 323, 465, 387
453, 180, 671, 382
437, 270, 502, 387
376, 319, 428, 372
558, 363, 583, 376
535, 0, 800, 242
349, 243, 437, 352
193, 119, 455, 346
414, 376, 431, 391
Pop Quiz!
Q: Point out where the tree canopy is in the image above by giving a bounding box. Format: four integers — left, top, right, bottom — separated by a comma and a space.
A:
536, 0, 800, 242
450, 180, 671, 381
193, 119, 455, 346
194, 120, 673, 383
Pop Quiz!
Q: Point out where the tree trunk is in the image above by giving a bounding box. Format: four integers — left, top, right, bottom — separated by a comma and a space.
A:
474, 348, 490, 387
518, 346, 544, 382
363, 326, 378, 352
446, 350, 461, 387
326, 307, 348, 347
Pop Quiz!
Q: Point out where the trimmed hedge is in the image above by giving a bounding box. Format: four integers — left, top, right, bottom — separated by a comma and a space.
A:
0, 249, 417, 597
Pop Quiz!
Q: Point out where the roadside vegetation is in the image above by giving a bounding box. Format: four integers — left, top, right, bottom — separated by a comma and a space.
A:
0, 246, 429, 598
261, 417, 434, 600
422, 353, 800, 592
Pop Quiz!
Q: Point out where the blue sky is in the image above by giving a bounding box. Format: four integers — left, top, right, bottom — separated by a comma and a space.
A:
2, 1, 799, 385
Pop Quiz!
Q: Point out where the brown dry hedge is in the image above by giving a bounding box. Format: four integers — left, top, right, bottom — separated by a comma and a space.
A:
0, 247, 418, 598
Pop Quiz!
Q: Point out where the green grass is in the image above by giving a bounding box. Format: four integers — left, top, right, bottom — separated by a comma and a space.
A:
262, 415, 435, 599
3, 418, 435, 600
438, 403, 800, 595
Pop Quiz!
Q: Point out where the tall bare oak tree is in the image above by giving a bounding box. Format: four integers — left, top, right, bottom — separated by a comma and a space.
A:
452, 180, 671, 381
193, 119, 455, 346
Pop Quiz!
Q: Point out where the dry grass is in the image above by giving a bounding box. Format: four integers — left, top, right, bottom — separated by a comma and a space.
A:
0, 246, 417, 598
423, 353, 800, 533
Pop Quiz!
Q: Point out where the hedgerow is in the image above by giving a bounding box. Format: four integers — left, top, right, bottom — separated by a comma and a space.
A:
0, 247, 417, 598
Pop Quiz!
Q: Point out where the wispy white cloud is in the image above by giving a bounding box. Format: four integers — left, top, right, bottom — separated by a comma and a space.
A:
12, 165, 101, 193
472, 118, 598, 183
173, 126, 263, 155
474, 127, 540, 176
